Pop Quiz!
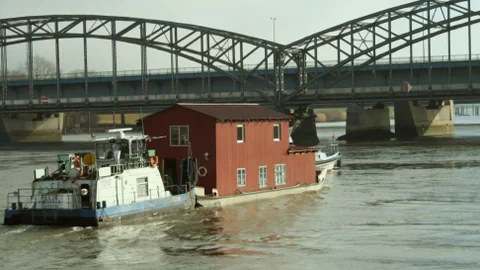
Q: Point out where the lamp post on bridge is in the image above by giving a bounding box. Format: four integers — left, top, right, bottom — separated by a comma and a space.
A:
270, 17, 277, 42
145, 77, 149, 101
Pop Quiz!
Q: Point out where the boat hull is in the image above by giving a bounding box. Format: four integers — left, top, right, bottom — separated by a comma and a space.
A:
316, 153, 341, 172
197, 182, 325, 208
3, 190, 195, 226
4, 209, 98, 226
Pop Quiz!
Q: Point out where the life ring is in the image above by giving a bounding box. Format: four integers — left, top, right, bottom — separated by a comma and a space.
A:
149, 156, 159, 167
198, 166, 207, 177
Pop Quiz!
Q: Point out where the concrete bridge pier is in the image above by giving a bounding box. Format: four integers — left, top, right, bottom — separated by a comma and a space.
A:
394, 100, 454, 138
290, 106, 320, 147
0, 113, 64, 143
339, 103, 394, 141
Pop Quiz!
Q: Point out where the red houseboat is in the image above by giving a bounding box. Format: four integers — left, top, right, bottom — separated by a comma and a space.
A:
143, 103, 324, 207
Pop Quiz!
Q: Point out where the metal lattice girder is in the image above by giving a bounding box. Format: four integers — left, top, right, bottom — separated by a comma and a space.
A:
0, 15, 285, 102
83, 19, 88, 102
55, 19, 61, 102
281, 0, 479, 104
27, 21, 33, 103
0, 25, 6, 105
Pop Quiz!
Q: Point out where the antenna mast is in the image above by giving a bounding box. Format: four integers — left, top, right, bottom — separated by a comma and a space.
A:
140, 107, 145, 137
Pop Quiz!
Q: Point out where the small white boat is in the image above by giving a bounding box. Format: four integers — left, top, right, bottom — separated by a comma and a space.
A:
316, 143, 342, 172
288, 130, 341, 183
3, 128, 197, 226
313, 144, 341, 183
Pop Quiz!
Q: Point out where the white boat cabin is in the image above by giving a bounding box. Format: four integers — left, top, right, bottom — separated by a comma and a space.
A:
9, 129, 176, 211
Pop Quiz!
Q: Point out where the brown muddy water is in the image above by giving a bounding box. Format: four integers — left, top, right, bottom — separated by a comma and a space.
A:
0, 123, 480, 270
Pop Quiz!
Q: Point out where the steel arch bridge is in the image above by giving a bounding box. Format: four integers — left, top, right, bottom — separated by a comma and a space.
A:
0, 0, 478, 111
282, 0, 479, 104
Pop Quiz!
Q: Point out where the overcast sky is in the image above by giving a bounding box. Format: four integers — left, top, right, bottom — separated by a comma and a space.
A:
1, 0, 479, 73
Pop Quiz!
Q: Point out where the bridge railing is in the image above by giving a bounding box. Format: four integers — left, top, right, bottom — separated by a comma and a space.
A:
4, 53, 480, 82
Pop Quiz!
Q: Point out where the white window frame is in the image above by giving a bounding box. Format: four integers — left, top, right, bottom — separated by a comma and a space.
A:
275, 164, 286, 185
136, 177, 149, 198
259, 166, 267, 188
273, 123, 281, 141
237, 124, 244, 143
169, 125, 189, 147
237, 168, 246, 187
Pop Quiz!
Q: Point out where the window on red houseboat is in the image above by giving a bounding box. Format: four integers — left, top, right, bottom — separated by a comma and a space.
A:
237, 168, 246, 187
170, 125, 189, 146
274, 124, 281, 141
237, 124, 244, 143
275, 164, 286, 185
259, 166, 267, 187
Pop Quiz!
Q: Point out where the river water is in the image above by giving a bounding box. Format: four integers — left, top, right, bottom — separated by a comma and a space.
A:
1, 118, 480, 270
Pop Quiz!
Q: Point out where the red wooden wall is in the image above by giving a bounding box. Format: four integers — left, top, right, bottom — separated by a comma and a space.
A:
144, 106, 316, 197
143, 106, 217, 192
215, 120, 315, 196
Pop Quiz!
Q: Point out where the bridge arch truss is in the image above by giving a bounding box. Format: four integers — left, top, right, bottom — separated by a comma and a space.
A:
0, 15, 286, 106
281, 0, 479, 105
0, 0, 479, 110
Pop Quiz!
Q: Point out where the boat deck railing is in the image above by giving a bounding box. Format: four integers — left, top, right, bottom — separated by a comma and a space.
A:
104, 161, 148, 178
126, 161, 146, 169
165, 182, 193, 196
5, 183, 194, 211
109, 164, 126, 175
323, 143, 339, 156
6, 188, 78, 210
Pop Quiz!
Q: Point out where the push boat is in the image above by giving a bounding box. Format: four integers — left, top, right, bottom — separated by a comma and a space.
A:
3, 128, 197, 226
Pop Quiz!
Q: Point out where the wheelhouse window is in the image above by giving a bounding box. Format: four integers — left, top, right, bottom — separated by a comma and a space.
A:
275, 164, 286, 185
96, 140, 129, 161
130, 140, 143, 158
259, 166, 267, 188
170, 125, 189, 146
136, 177, 149, 197
273, 124, 281, 141
96, 142, 113, 160
237, 124, 244, 143
237, 168, 246, 187
118, 140, 129, 159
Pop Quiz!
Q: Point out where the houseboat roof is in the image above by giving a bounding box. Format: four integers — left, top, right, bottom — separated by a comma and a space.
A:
145, 103, 292, 122
287, 146, 319, 154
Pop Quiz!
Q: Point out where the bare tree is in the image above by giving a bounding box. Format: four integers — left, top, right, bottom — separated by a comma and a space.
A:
7, 69, 27, 80
23, 55, 56, 79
